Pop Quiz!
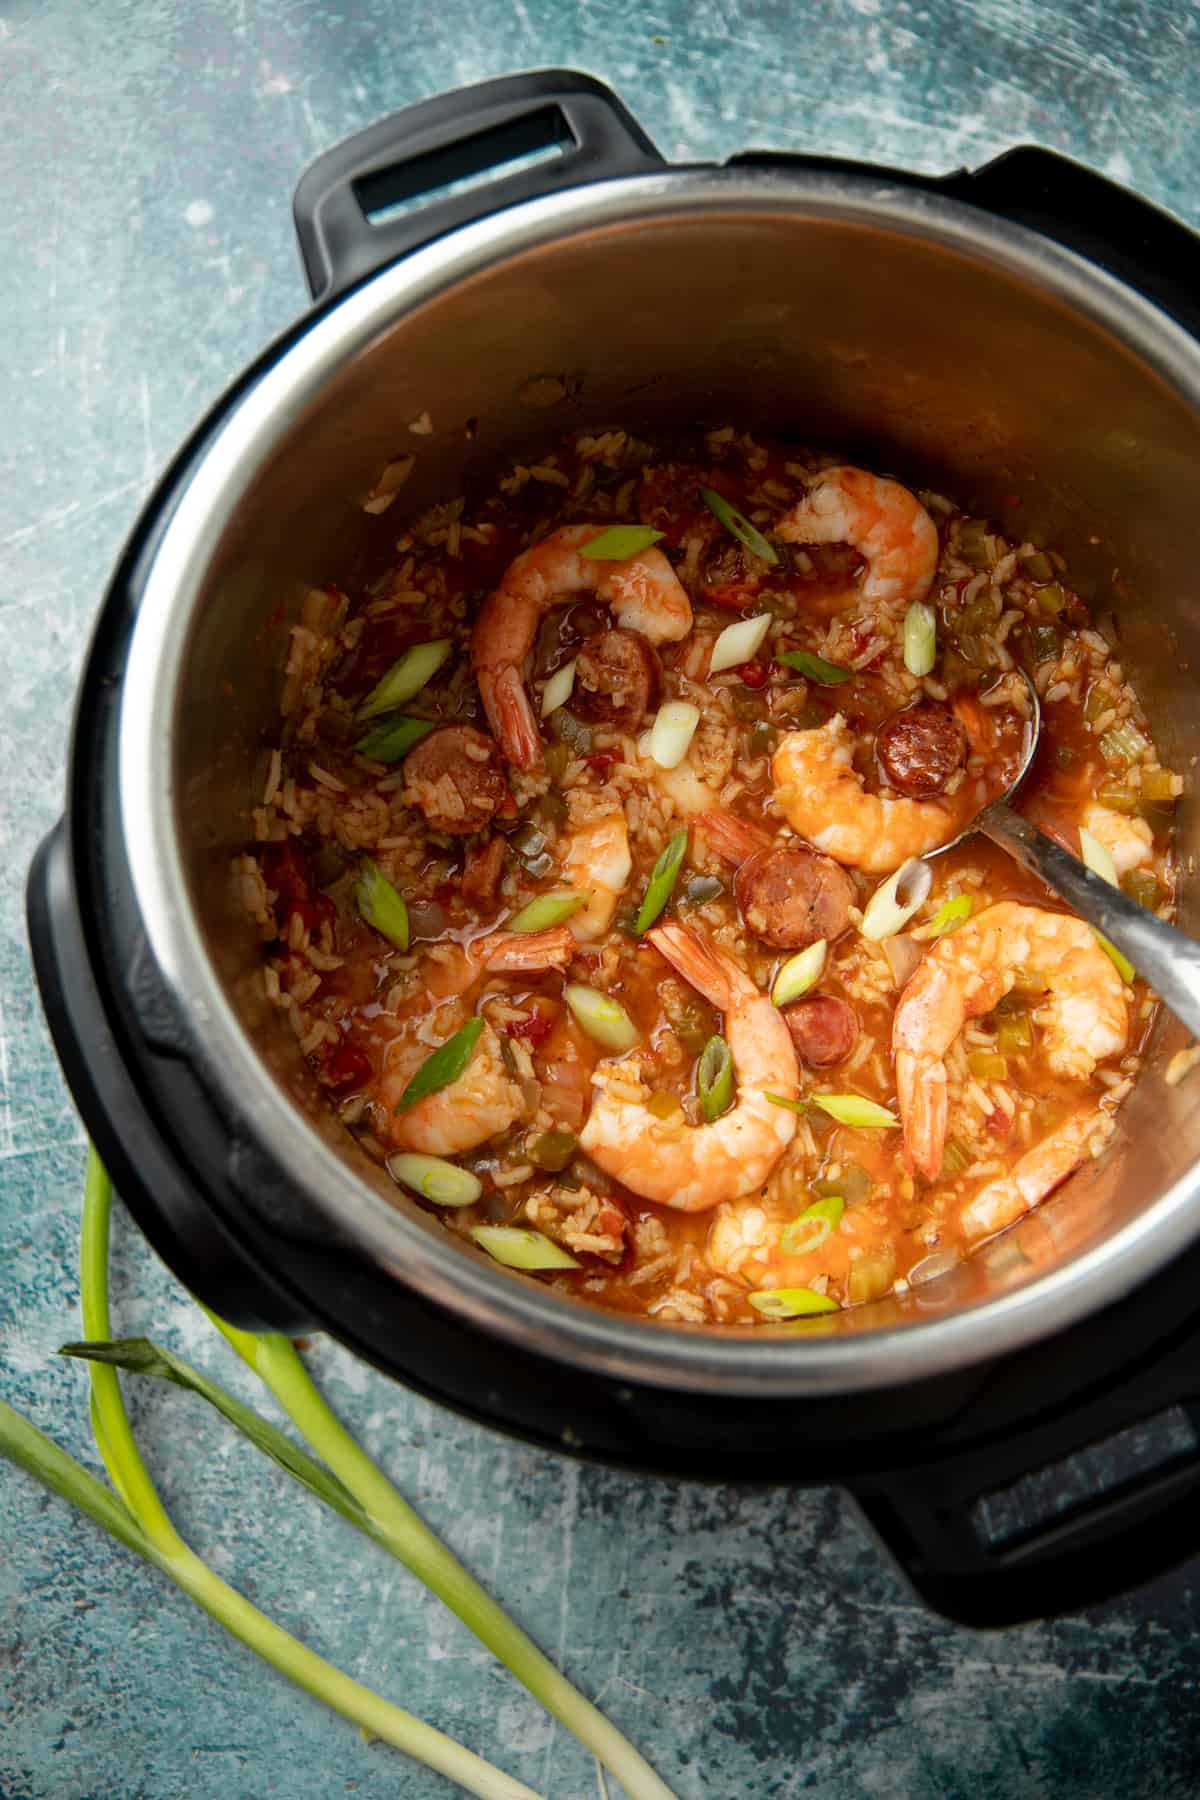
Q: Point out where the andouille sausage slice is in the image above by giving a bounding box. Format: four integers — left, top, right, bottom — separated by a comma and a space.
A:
403, 726, 507, 835
875, 701, 968, 799
460, 834, 507, 910
574, 629, 662, 731
783, 995, 859, 1068
734, 845, 855, 950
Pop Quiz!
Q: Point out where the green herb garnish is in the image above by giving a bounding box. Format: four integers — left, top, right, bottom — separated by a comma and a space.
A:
775, 649, 853, 685
355, 715, 438, 762
697, 1035, 734, 1122
393, 1018, 483, 1114
355, 857, 410, 950
357, 639, 452, 721
635, 827, 689, 934
699, 487, 780, 566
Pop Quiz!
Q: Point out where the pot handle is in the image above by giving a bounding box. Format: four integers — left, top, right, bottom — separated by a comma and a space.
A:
293, 69, 665, 301
850, 1323, 1200, 1626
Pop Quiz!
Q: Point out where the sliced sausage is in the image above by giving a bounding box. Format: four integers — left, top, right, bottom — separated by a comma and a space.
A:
734, 846, 855, 950
460, 835, 507, 911
784, 995, 859, 1068
574, 630, 661, 731
403, 726, 507, 835
875, 702, 968, 799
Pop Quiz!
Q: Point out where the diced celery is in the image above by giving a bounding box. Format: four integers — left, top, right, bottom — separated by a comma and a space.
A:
996, 1013, 1034, 1054
968, 1051, 1009, 1081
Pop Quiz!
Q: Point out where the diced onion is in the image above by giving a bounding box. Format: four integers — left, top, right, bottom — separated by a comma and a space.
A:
648, 701, 700, 769
881, 934, 922, 988
709, 613, 773, 675
860, 857, 932, 942
903, 602, 937, 676
771, 940, 827, 1006
470, 1226, 580, 1271
748, 1287, 840, 1319
508, 890, 590, 932
811, 1093, 898, 1129
540, 658, 577, 718
387, 1153, 482, 1208
564, 983, 640, 1051
1078, 825, 1118, 888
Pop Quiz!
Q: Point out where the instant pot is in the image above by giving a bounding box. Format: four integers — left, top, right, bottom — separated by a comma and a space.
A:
28, 70, 1200, 1625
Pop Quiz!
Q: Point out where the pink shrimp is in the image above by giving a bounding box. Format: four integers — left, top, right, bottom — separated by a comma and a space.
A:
472, 523, 692, 769
960, 1104, 1115, 1242
775, 465, 939, 606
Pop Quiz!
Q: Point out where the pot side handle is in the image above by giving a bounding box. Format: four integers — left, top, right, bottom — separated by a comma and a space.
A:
293, 69, 665, 302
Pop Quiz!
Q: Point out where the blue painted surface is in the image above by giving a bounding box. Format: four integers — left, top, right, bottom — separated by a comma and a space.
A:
3, 2, 1200, 1795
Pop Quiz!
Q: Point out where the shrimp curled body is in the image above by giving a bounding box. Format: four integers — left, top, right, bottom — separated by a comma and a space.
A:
961, 1104, 1115, 1244
578, 922, 800, 1211
773, 714, 986, 874
472, 524, 692, 769
892, 901, 1127, 1181
775, 465, 939, 605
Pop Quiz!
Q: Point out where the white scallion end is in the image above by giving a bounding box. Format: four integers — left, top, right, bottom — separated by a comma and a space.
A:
386, 1153, 482, 1208
903, 602, 937, 677
860, 857, 932, 942
709, 613, 773, 675
540, 658, 577, 718
1079, 825, 1118, 888
771, 940, 827, 1006
648, 701, 700, 769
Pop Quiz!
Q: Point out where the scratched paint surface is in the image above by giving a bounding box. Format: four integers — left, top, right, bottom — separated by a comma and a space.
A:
3, 1, 1200, 1795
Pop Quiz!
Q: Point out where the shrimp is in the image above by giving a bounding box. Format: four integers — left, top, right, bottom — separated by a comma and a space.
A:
1081, 800, 1154, 875
424, 925, 576, 998
578, 921, 800, 1210
472, 524, 693, 769
383, 1020, 527, 1155
961, 1104, 1115, 1242
775, 465, 939, 605
773, 714, 987, 873
697, 809, 775, 863
892, 901, 1128, 1180
559, 812, 632, 940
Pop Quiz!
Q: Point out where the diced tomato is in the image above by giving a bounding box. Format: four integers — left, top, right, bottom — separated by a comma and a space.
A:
737, 661, 768, 689
506, 1011, 555, 1046
497, 788, 519, 819
263, 840, 314, 906
319, 1037, 372, 1092
586, 748, 621, 777
986, 1107, 1013, 1138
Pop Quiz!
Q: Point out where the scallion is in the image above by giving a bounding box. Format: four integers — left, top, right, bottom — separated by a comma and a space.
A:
928, 893, 973, 938
635, 828, 689, 933
697, 1035, 734, 1121
540, 659, 577, 718
780, 1195, 845, 1257
860, 857, 932, 942
507, 890, 590, 932
386, 1153, 482, 1208
775, 649, 853, 685
1078, 825, 1118, 888
470, 1227, 580, 1271
647, 701, 700, 769
355, 715, 438, 762
579, 524, 665, 559
357, 639, 453, 720
563, 984, 639, 1052
699, 487, 780, 566
1095, 932, 1135, 983
811, 1093, 898, 1129
355, 858, 410, 950
393, 1018, 484, 1114
748, 1287, 839, 1320
771, 940, 827, 1006
764, 1092, 808, 1114
903, 601, 937, 677
709, 613, 773, 675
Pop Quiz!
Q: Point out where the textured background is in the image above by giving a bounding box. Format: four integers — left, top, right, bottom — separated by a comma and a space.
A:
3, 2, 1200, 1795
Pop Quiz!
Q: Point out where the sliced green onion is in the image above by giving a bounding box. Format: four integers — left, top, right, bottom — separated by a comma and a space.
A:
928, 893, 973, 938
697, 1035, 734, 1122
860, 857, 932, 942
355, 858, 409, 950
648, 701, 700, 769
386, 1153, 482, 1208
564, 984, 640, 1052
709, 613, 773, 675
748, 1287, 839, 1319
903, 601, 937, 677
775, 649, 853, 685
635, 827, 689, 933
765, 1091, 808, 1114
579, 524, 665, 560
540, 658, 577, 718
780, 1194, 845, 1256
393, 1017, 484, 1114
355, 715, 438, 762
700, 486, 780, 566
470, 1226, 580, 1270
1094, 931, 1135, 983
811, 1093, 898, 1129
507, 889, 590, 932
357, 639, 453, 720
1078, 825, 1118, 888
771, 940, 827, 1006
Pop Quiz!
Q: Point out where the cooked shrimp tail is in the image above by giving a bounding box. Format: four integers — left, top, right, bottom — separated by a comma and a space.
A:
698, 809, 774, 863
469, 925, 576, 972
476, 666, 543, 772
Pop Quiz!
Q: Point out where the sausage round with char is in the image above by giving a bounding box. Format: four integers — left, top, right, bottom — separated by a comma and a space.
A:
875, 701, 968, 799
783, 995, 859, 1069
403, 726, 507, 834
573, 629, 661, 731
734, 845, 855, 950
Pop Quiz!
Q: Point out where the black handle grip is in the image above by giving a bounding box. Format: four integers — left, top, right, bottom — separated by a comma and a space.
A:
293, 68, 664, 302
852, 1315, 1200, 1625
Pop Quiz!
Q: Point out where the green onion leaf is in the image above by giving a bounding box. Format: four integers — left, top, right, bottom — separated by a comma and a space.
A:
765, 1091, 808, 1114
1094, 930, 1135, 983
929, 893, 974, 938
780, 1194, 845, 1256
903, 601, 937, 677
563, 984, 639, 1052
355, 858, 409, 950
699, 486, 780, 566
357, 639, 453, 720
811, 1093, 898, 1129
697, 1035, 734, 1121
775, 649, 853, 685
393, 1018, 483, 1114
771, 940, 827, 1005
579, 524, 665, 560
354, 715, 438, 762
1079, 825, 1119, 888
749, 1287, 839, 1320
470, 1226, 580, 1270
507, 890, 590, 932
386, 1153, 482, 1208
635, 827, 689, 933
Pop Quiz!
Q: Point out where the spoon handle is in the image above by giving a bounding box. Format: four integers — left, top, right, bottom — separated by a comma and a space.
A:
977, 798, 1200, 1042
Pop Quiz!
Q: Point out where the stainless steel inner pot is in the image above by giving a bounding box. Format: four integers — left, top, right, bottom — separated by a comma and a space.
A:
118, 167, 1200, 1395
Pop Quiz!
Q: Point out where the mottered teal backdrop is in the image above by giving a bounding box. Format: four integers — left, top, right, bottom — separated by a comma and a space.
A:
3, 2, 1200, 1795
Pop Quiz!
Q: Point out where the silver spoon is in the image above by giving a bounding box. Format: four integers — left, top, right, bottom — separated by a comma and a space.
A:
930, 671, 1200, 1040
